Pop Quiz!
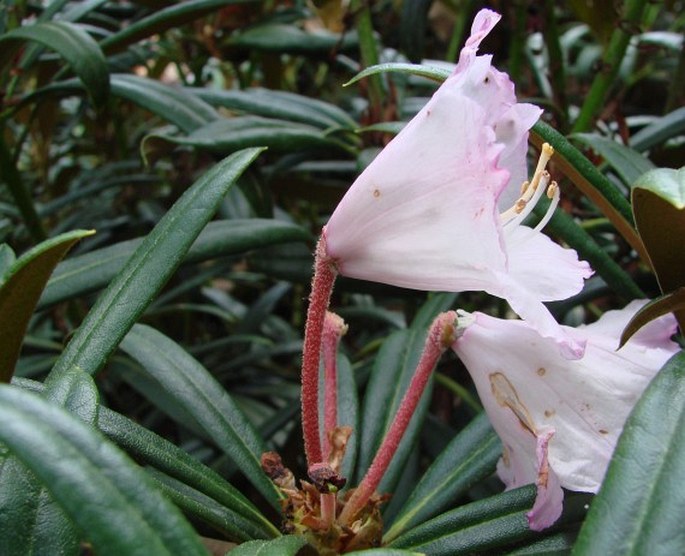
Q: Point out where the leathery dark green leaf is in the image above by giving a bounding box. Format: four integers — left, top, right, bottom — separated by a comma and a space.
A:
119, 323, 281, 509
100, 0, 259, 54
388, 485, 537, 553
38, 219, 310, 309
0, 385, 207, 556
0, 368, 99, 554
0, 230, 93, 382
12, 376, 277, 539
228, 535, 315, 555
632, 167, 685, 328
49, 148, 264, 378
573, 351, 685, 556
384, 412, 501, 543
0, 21, 110, 108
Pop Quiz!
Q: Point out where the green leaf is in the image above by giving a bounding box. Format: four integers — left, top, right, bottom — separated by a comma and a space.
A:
344, 62, 451, 87
0, 21, 110, 108
100, 0, 259, 54
229, 535, 314, 555
0, 385, 207, 556
190, 87, 356, 130
355, 294, 456, 491
387, 486, 537, 552
147, 469, 271, 542
0, 244, 15, 279
0, 456, 80, 556
111, 74, 220, 133
0, 367, 100, 554
630, 107, 685, 152
44, 365, 99, 423
229, 23, 357, 53
633, 166, 685, 209
384, 413, 501, 543
632, 167, 685, 328
346, 550, 424, 556
39, 219, 309, 309
573, 350, 685, 556
530, 122, 647, 263
50, 148, 263, 378
119, 324, 281, 509
619, 288, 685, 347
142, 116, 346, 166
337, 355, 359, 482
572, 133, 655, 187
507, 532, 577, 554
0, 229, 93, 382
13, 376, 278, 539
97, 405, 278, 538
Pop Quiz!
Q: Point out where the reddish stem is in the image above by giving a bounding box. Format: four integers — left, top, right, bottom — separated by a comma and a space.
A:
301, 235, 338, 468
322, 312, 347, 460
339, 311, 458, 525
320, 492, 337, 529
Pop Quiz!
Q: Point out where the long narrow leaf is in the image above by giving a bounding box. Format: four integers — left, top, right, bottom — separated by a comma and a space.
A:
0, 21, 109, 108
50, 148, 264, 378
0, 385, 207, 556
98, 407, 279, 539
39, 219, 309, 309
111, 74, 220, 133
119, 324, 281, 509
384, 413, 501, 543
100, 0, 258, 54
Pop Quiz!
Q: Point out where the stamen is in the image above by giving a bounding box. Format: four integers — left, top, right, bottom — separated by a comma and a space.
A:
500, 143, 555, 227
533, 180, 560, 232
503, 171, 550, 229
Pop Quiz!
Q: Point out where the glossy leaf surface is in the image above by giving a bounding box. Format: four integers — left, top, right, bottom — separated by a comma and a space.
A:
0, 385, 207, 556
0, 230, 93, 382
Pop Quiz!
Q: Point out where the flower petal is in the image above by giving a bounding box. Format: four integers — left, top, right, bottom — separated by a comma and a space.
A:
452, 307, 680, 528
324, 91, 508, 290
580, 299, 679, 350
527, 430, 564, 531
504, 225, 593, 302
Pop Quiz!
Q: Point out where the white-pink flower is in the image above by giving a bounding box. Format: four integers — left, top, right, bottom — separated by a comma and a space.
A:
450, 301, 680, 530
323, 9, 592, 359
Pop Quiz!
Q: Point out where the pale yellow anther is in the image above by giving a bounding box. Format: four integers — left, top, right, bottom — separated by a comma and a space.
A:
547, 181, 558, 199
500, 143, 558, 230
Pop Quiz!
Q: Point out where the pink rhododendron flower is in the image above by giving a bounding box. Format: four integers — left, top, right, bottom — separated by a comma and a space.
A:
450, 301, 680, 530
322, 9, 592, 359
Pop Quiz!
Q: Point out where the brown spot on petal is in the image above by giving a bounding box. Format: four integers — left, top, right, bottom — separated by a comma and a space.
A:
490, 372, 537, 435
544, 409, 555, 418
537, 367, 546, 376
373, 188, 381, 198
501, 445, 511, 467
599, 429, 608, 435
